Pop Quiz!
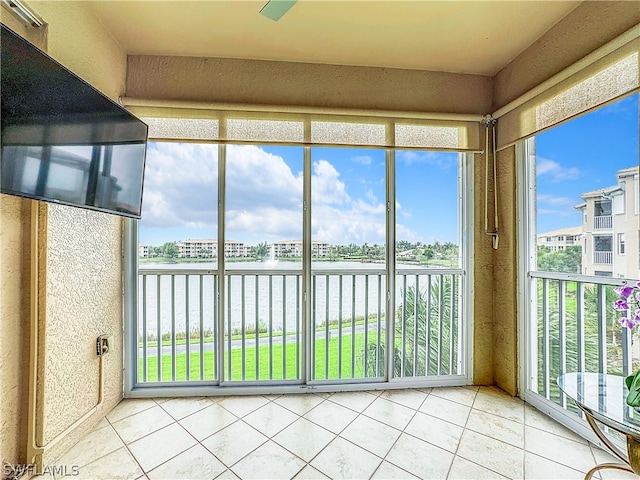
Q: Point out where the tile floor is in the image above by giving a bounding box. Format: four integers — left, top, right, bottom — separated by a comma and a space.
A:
43, 386, 638, 480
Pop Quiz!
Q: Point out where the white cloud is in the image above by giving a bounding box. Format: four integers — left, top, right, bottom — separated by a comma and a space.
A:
312, 159, 350, 205
537, 193, 579, 217
396, 150, 458, 170
537, 193, 576, 207
141, 144, 411, 245
353, 155, 372, 165
536, 157, 580, 182
141, 143, 218, 228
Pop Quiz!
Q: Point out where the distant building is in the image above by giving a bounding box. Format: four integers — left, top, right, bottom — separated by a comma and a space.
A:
575, 166, 639, 278
176, 239, 217, 258
175, 239, 250, 258
224, 240, 249, 258
139, 245, 150, 258
536, 227, 582, 251
271, 240, 331, 257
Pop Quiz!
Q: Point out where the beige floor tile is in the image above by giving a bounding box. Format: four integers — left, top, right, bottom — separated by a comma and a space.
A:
420, 394, 471, 427
56, 424, 124, 468
525, 425, 595, 473
128, 423, 196, 472
201, 420, 268, 467
386, 433, 454, 479
524, 451, 587, 479
311, 437, 382, 480
32, 474, 55, 480
179, 403, 238, 441
447, 456, 509, 480
303, 400, 358, 434
91, 417, 110, 431
217, 395, 269, 418
379, 388, 428, 410
524, 405, 588, 444
313, 392, 333, 399
243, 401, 299, 437
111, 405, 175, 444
340, 415, 401, 457
473, 390, 524, 423
273, 418, 336, 462
597, 468, 640, 479
106, 398, 157, 423
274, 393, 325, 415
430, 386, 477, 406
466, 408, 524, 448
159, 397, 214, 420
328, 391, 377, 412
363, 396, 416, 430
457, 429, 524, 479
215, 470, 240, 479
293, 465, 330, 479
73, 447, 143, 480
153, 397, 174, 404
263, 394, 281, 401
147, 444, 226, 480
371, 461, 420, 479
590, 446, 638, 479
231, 441, 306, 479
405, 411, 464, 453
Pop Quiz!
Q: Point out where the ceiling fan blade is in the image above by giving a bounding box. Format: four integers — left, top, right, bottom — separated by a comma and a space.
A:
260, 0, 297, 21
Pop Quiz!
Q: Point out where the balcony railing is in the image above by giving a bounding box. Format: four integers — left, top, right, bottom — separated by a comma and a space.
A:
136, 267, 463, 385
530, 272, 637, 411
594, 215, 613, 229
594, 251, 613, 265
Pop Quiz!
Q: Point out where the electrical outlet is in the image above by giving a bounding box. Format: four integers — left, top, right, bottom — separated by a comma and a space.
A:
96, 335, 112, 356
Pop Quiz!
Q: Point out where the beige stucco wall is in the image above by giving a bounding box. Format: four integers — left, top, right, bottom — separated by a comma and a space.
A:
126, 55, 493, 116
493, 1, 640, 111
0, 197, 32, 470
492, 147, 519, 396
0, 0, 127, 469
472, 147, 494, 386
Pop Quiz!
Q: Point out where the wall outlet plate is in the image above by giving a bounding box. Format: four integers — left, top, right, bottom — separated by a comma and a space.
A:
96, 334, 112, 356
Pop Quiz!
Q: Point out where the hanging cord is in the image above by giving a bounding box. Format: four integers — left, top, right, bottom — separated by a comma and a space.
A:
482, 114, 499, 249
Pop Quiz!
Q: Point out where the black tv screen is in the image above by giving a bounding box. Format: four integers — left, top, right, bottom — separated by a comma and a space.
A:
1, 24, 148, 218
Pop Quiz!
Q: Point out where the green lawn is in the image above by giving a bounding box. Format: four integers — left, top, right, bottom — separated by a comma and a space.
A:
139, 331, 385, 382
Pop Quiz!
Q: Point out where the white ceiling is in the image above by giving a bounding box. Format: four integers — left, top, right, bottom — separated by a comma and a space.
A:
90, 0, 581, 76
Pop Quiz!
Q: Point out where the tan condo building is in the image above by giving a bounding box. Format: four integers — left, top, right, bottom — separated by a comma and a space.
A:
536, 226, 582, 251
575, 166, 639, 278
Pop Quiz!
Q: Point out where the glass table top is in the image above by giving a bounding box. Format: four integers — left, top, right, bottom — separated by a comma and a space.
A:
557, 372, 640, 438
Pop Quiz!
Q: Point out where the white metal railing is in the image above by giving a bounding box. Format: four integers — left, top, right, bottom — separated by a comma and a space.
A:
594, 215, 613, 229
136, 267, 463, 385
529, 271, 637, 410
594, 251, 613, 265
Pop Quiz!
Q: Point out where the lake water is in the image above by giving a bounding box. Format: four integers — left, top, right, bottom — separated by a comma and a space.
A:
137, 261, 446, 338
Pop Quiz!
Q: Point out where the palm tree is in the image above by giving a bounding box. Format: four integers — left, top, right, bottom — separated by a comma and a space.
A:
361, 276, 457, 378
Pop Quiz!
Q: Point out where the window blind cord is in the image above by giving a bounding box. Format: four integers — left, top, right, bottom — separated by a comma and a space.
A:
482, 114, 499, 249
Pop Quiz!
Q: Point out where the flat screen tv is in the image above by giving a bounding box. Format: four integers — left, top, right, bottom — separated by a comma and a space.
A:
1, 24, 148, 218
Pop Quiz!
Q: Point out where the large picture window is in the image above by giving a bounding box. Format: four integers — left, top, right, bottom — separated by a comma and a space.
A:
521, 93, 639, 417
129, 118, 471, 392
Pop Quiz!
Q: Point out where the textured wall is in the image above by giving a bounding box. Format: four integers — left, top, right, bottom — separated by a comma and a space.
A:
493, 1, 640, 111
492, 147, 518, 396
0, 196, 31, 468
0, 0, 127, 469
41, 206, 123, 461
126, 55, 493, 116
472, 149, 495, 386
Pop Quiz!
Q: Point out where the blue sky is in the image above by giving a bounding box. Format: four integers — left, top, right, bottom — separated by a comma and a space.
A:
139, 143, 460, 247
535, 93, 639, 234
